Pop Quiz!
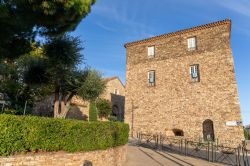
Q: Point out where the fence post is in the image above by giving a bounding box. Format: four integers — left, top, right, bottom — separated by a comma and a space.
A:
185, 139, 187, 156
138, 132, 141, 145
160, 134, 162, 151
181, 139, 183, 154
216, 138, 219, 151
211, 142, 214, 162
236, 145, 240, 166
155, 134, 158, 149
208, 141, 210, 162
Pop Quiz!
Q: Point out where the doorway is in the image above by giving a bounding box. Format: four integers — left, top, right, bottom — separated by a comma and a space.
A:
202, 119, 215, 141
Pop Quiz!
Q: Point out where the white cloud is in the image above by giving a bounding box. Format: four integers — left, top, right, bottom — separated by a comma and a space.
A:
92, 1, 154, 38
95, 22, 116, 32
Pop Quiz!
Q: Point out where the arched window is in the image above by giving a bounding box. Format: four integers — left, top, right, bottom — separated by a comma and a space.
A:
203, 119, 215, 141
172, 129, 184, 137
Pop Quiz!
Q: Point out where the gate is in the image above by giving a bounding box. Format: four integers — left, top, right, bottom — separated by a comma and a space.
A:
136, 132, 249, 166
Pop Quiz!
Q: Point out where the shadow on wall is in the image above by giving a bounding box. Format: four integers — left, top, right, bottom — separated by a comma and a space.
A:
66, 106, 88, 121
83, 160, 92, 166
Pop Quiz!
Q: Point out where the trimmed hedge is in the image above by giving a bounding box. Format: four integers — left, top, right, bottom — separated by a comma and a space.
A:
0, 114, 129, 156
89, 101, 97, 121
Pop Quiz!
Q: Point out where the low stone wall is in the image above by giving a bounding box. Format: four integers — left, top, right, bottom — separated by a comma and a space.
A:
0, 145, 127, 166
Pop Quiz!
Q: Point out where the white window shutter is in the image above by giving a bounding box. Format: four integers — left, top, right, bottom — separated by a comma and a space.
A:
148, 46, 155, 57
192, 37, 196, 48
188, 38, 191, 48
187, 37, 196, 50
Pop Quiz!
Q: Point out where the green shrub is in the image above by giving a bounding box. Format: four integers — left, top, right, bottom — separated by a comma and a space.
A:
0, 114, 129, 156
3, 108, 17, 114
96, 99, 112, 118
108, 115, 117, 122
89, 101, 97, 121
244, 128, 250, 140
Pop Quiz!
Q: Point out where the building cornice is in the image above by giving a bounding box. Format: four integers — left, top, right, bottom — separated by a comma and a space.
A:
124, 19, 231, 48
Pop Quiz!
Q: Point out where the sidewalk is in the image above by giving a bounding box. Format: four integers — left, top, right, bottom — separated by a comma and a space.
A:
124, 145, 224, 166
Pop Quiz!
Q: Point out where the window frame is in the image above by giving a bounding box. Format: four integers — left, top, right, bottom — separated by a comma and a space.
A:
187, 37, 197, 51
147, 46, 155, 58
148, 70, 156, 86
190, 64, 200, 82
114, 88, 119, 95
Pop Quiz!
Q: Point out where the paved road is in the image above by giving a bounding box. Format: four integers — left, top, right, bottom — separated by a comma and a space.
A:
124, 145, 224, 166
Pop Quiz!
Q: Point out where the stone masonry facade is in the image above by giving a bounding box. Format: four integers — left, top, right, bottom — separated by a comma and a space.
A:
0, 145, 127, 166
124, 19, 244, 146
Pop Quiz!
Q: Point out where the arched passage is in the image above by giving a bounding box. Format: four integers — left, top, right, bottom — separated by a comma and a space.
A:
112, 104, 119, 117
203, 119, 215, 141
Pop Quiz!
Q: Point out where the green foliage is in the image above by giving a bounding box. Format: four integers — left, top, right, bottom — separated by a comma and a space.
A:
44, 35, 83, 73
244, 128, 250, 140
76, 70, 106, 101
2, 108, 16, 115
0, 0, 96, 60
89, 101, 97, 121
108, 116, 118, 122
96, 99, 112, 118
0, 114, 129, 156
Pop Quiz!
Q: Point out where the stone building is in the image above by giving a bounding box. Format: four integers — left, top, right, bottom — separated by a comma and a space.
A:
33, 76, 125, 121
124, 19, 244, 146
69, 76, 125, 121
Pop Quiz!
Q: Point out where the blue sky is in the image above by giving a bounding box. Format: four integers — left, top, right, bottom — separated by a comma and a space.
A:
72, 0, 250, 125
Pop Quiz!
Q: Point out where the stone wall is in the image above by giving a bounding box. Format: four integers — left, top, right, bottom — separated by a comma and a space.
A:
125, 20, 244, 146
0, 145, 127, 166
68, 96, 90, 120
101, 77, 125, 121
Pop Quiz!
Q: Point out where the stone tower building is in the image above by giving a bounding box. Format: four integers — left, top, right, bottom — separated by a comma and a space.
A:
124, 19, 244, 146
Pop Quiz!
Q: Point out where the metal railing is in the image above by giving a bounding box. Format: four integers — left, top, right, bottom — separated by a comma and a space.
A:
136, 132, 250, 166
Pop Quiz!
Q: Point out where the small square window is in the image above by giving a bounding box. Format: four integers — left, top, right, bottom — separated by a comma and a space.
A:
187, 37, 196, 51
190, 64, 200, 82
148, 46, 155, 58
114, 88, 119, 95
148, 70, 155, 86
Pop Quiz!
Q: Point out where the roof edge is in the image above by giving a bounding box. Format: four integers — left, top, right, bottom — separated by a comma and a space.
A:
124, 19, 231, 48
103, 76, 125, 87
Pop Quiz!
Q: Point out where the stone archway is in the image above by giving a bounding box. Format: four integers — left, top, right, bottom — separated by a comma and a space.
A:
112, 104, 119, 118
203, 119, 215, 141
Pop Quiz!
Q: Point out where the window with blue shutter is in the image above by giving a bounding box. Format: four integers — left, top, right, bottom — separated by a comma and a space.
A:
190, 65, 200, 82
148, 70, 155, 86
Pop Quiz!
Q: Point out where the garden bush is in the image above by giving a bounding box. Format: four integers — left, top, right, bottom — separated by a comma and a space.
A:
0, 114, 129, 156
244, 128, 250, 140
96, 99, 112, 118
89, 101, 97, 121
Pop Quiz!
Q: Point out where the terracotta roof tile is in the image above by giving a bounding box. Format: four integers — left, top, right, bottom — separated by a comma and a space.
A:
124, 19, 231, 48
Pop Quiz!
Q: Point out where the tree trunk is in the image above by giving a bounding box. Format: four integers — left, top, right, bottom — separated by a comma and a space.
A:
54, 91, 75, 118
54, 86, 60, 118
60, 101, 71, 118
